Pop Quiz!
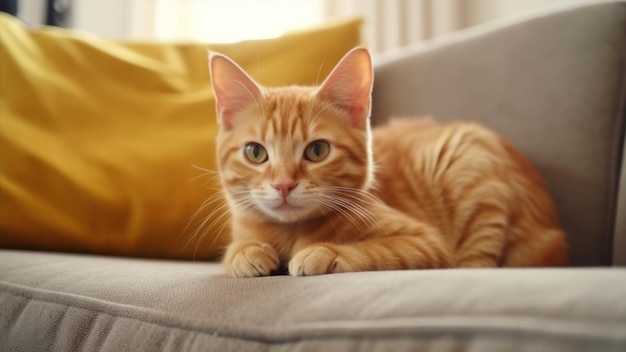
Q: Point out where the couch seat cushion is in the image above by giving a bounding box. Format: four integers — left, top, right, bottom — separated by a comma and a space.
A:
1, 250, 625, 351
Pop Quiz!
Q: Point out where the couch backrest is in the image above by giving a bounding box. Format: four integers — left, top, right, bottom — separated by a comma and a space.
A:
371, 1, 626, 266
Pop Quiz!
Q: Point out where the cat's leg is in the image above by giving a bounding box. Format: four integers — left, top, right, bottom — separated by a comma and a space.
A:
454, 204, 508, 268
501, 227, 568, 267
223, 240, 280, 277
289, 226, 454, 276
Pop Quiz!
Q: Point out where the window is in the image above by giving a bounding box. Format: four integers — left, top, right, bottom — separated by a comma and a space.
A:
152, 0, 325, 43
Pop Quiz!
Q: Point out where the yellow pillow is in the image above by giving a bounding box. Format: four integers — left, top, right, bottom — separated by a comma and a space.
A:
0, 14, 362, 260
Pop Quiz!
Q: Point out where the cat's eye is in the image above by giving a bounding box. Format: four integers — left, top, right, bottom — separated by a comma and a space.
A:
304, 140, 330, 162
244, 143, 268, 164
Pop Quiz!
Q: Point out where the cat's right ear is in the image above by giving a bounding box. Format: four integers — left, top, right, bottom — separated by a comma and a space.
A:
208, 51, 262, 130
316, 47, 373, 129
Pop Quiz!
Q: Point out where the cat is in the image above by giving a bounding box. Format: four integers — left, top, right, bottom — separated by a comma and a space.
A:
208, 47, 568, 277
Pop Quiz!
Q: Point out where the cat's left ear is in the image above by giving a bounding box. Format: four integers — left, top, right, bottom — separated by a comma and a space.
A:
209, 51, 263, 130
316, 47, 373, 129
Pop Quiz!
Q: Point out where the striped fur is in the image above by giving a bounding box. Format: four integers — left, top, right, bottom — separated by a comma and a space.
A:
209, 48, 567, 277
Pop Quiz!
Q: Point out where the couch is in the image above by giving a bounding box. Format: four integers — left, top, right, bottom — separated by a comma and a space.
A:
1, 1, 625, 351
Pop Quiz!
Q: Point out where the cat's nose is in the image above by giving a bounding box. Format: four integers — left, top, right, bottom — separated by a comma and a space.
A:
272, 181, 298, 198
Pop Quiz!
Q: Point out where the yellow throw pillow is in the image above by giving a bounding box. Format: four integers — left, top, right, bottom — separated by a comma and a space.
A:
0, 14, 362, 260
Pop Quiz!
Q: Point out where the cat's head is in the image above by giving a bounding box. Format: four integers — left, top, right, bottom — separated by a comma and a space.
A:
209, 48, 373, 223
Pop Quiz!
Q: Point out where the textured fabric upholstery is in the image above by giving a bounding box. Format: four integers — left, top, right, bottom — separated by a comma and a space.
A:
371, 1, 626, 266
1, 250, 625, 351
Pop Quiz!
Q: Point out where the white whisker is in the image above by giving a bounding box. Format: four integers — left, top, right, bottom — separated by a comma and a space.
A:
183, 203, 229, 251
308, 101, 335, 125
307, 52, 329, 121
315, 51, 328, 86
191, 164, 219, 174
317, 186, 389, 238
316, 196, 371, 240
192, 206, 232, 259
233, 79, 265, 123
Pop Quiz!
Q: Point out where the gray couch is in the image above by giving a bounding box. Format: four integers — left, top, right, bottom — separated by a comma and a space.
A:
2, 2, 625, 351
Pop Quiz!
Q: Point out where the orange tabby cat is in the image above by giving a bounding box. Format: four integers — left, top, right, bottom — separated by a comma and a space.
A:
208, 47, 567, 277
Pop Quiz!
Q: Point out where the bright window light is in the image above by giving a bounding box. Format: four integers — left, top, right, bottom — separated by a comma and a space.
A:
155, 0, 325, 43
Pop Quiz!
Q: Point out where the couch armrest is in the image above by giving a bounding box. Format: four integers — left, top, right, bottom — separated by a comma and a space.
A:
615, 121, 626, 266
371, 1, 626, 266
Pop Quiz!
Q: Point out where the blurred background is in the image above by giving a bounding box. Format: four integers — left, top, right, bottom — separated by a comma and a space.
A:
9, 0, 581, 53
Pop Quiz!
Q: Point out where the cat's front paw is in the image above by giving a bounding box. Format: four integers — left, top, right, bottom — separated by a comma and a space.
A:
289, 245, 351, 276
224, 242, 279, 278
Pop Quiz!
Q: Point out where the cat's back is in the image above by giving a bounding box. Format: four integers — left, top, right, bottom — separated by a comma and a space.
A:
371, 118, 568, 267
371, 118, 511, 195
371, 119, 507, 223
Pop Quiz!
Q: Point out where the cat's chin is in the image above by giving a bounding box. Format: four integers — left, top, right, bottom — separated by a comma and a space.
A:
261, 204, 319, 224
